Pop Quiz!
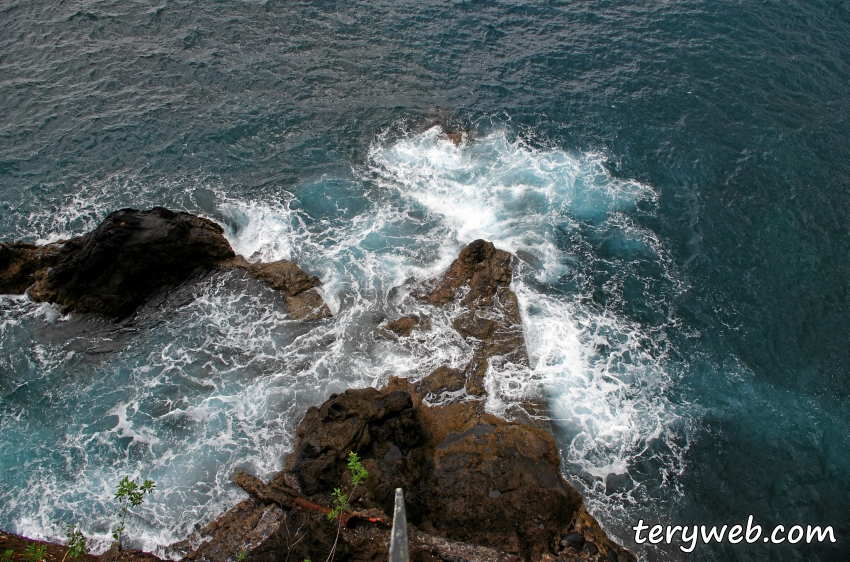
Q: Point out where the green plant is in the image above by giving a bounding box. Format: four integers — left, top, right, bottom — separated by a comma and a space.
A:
236, 550, 246, 562
62, 524, 87, 562
324, 452, 368, 562
2, 550, 15, 562
23, 544, 46, 562
326, 452, 368, 522
112, 476, 156, 558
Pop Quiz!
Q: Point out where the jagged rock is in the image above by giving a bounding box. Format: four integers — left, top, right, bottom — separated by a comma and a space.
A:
0, 207, 331, 320
26, 207, 235, 317
418, 239, 529, 404
166, 498, 289, 562
282, 387, 424, 497
195, 373, 633, 562
420, 239, 513, 308
175, 239, 634, 562
246, 260, 331, 321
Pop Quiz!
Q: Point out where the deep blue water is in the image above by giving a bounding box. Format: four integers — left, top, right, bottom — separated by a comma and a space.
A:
1, 1, 849, 560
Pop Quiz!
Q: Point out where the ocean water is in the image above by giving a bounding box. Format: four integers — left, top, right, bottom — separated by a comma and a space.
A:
1, 1, 849, 560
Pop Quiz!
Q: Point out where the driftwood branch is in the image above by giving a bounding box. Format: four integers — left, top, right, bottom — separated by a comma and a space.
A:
232, 471, 387, 527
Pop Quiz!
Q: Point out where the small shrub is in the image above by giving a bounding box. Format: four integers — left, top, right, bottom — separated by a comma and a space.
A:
324, 452, 368, 562
23, 545, 46, 562
326, 452, 368, 522
65, 524, 87, 560
112, 476, 156, 557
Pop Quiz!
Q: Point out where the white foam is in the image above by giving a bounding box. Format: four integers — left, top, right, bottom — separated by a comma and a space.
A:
1, 124, 691, 554
218, 199, 297, 263
368, 126, 691, 519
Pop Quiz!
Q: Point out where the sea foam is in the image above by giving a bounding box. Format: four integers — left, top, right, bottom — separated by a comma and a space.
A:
0, 125, 692, 553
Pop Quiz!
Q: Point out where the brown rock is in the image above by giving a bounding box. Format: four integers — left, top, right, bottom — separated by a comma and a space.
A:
385, 316, 417, 337
174, 239, 633, 562
0, 241, 65, 294
418, 240, 529, 403
445, 133, 463, 146
165, 498, 288, 562
256, 379, 580, 561
420, 239, 512, 308
246, 260, 321, 296
214, 255, 332, 321
380, 315, 429, 338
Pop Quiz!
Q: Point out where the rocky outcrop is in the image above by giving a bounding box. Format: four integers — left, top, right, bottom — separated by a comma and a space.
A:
25, 208, 235, 317
379, 315, 425, 338
0, 207, 330, 320
176, 240, 634, 562
416, 239, 537, 415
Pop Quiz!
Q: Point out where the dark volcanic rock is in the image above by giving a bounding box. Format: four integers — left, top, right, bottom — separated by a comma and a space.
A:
283, 379, 582, 560
560, 532, 585, 550
189, 376, 633, 562
28, 207, 235, 317
0, 207, 331, 320
282, 387, 424, 497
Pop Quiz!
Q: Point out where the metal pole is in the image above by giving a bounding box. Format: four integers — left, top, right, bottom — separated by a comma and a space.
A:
389, 488, 409, 562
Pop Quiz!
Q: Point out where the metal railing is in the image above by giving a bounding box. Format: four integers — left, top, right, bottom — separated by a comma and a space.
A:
389, 488, 409, 562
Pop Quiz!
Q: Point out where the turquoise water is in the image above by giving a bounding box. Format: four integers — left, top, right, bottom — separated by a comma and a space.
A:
1, 1, 848, 560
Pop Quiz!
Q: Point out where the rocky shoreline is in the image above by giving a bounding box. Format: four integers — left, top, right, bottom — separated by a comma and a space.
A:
0, 210, 634, 562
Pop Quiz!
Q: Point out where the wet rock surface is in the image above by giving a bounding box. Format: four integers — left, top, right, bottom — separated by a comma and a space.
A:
379, 315, 428, 338
0, 242, 66, 295
417, 239, 538, 417
178, 240, 634, 562
247, 260, 331, 321
0, 207, 330, 320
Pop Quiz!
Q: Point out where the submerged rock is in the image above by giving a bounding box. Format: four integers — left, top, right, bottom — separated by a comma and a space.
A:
0, 207, 330, 320
178, 240, 634, 562
379, 315, 429, 338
